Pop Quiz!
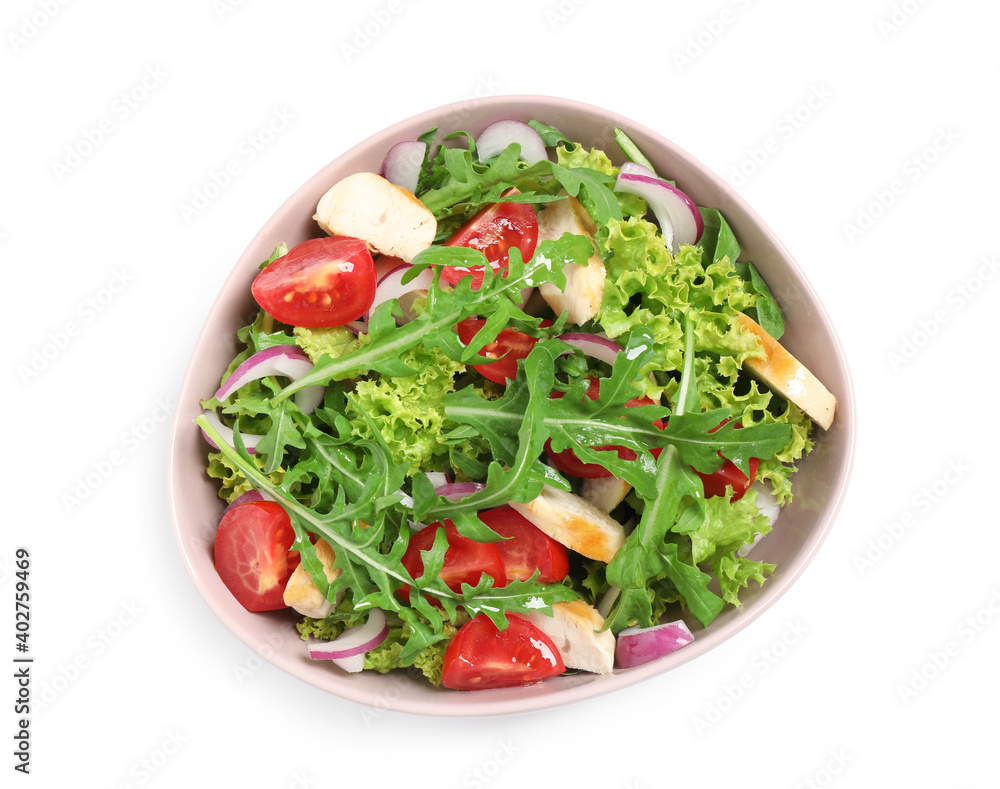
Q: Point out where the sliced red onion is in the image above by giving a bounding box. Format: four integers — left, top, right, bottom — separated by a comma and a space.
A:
615, 619, 695, 669
222, 489, 268, 515
328, 652, 366, 673
381, 140, 427, 194
200, 410, 261, 454
618, 161, 657, 179
215, 345, 325, 415
558, 332, 623, 366
343, 319, 367, 335
434, 482, 486, 502
614, 172, 703, 253
306, 608, 388, 673
475, 120, 548, 165
424, 472, 451, 489
367, 263, 435, 323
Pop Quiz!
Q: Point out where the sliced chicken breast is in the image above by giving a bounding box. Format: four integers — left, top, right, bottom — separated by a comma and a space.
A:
535, 196, 606, 325
581, 476, 633, 514
509, 484, 625, 563
313, 172, 436, 263
525, 599, 615, 674
737, 313, 836, 430
283, 538, 342, 619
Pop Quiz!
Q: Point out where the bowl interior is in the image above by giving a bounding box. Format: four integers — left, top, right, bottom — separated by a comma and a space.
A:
167, 95, 855, 717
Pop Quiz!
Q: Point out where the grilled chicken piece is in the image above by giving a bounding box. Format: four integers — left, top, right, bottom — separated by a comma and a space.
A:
283, 538, 342, 619
581, 476, 633, 514
737, 314, 836, 430
509, 484, 625, 563
313, 172, 436, 263
535, 196, 606, 324
525, 600, 615, 674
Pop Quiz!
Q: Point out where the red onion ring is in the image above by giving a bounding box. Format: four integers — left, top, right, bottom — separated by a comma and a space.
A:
306, 608, 389, 673
557, 332, 623, 366
381, 140, 427, 194
367, 263, 435, 323
199, 410, 262, 454
215, 345, 324, 415
222, 489, 268, 515
433, 482, 486, 502
615, 619, 694, 669
475, 120, 548, 165
614, 171, 703, 253
618, 161, 657, 178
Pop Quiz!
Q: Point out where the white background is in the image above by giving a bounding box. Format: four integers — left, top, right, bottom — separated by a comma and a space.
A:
5, 0, 997, 786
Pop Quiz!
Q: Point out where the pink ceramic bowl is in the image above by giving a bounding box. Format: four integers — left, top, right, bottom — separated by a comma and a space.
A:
167, 95, 855, 717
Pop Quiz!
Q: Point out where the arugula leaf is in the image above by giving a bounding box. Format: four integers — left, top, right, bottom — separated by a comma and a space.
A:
422, 340, 566, 531
659, 411, 792, 476
272, 234, 592, 404
548, 162, 623, 225
533, 331, 666, 500
254, 401, 306, 474
417, 143, 551, 217
528, 120, 572, 148
195, 413, 578, 660
603, 317, 725, 630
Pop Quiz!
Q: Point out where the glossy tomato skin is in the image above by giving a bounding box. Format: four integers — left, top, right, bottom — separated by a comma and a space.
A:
544, 379, 657, 478
213, 501, 299, 612
696, 457, 759, 500
442, 614, 565, 690
398, 521, 507, 603
441, 199, 538, 289
251, 236, 376, 328
456, 318, 550, 384
477, 507, 569, 584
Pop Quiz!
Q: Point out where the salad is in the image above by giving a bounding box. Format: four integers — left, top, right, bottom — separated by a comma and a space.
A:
195, 118, 836, 691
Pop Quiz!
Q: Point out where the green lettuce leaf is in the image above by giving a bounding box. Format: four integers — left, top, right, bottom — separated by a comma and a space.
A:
344, 343, 487, 476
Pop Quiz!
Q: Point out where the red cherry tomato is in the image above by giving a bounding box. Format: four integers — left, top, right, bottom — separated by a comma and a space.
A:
213, 501, 299, 612
442, 614, 565, 690
398, 521, 507, 604
544, 379, 657, 478
251, 236, 376, 327
696, 456, 759, 501
477, 507, 569, 584
441, 199, 538, 289
456, 318, 551, 384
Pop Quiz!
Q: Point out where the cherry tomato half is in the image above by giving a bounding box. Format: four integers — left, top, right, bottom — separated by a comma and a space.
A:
457, 318, 551, 384
442, 614, 565, 690
214, 501, 299, 612
251, 236, 376, 327
544, 379, 658, 478
441, 199, 538, 289
398, 521, 507, 604
477, 507, 569, 584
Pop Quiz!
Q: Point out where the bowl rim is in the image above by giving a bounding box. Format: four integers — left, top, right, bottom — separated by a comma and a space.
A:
167, 93, 857, 717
